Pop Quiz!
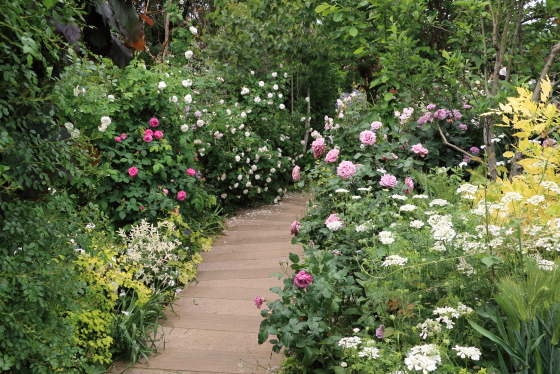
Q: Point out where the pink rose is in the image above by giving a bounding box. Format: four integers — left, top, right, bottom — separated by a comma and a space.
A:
139, 206, 144, 210
121, 133, 127, 139
325, 213, 342, 226
128, 167, 139, 178
325, 149, 339, 163
337, 161, 356, 180
145, 129, 153, 136
404, 177, 414, 194
360, 130, 376, 145
379, 174, 398, 188
463, 104, 472, 109
290, 220, 301, 235
163, 188, 169, 194
470, 146, 480, 154
187, 168, 196, 176
411, 143, 429, 157
311, 138, 327, 159
115, 136, 122, 142
154, 130, 164, 139
149, 117, 159, 127
177, 190, 187, 201
292, 166, 301, 182
254, 296, 263, 309
370, 121, 382, 131
458, 124, 467, 131
434, 109, 448, 120
294, 270, 313, 289
143, 134, 153, 142
426, 104, 436, 110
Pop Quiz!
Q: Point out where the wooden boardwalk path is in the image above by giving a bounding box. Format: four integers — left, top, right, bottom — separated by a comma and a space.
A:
110, 193, 307, 374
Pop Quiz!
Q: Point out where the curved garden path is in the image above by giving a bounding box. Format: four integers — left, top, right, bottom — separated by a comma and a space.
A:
110, 192, 307, 374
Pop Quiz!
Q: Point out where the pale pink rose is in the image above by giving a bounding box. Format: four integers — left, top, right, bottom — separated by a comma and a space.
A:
370, 121, 382, 131
411, 143, 429, 157
325, 149, 339, 163
426, 104, 436, 110
404, 177, 414, 194
325, 213, 342, 226
154, 130, 164, 139
294, 270, 313, 288
337, 161, 356, 180
163, 188, 169, 194
177, 191, 187, 201
311, 138, 327, 159
290, 220, 301, 235
458, 124, 467, 131
379, 174, 398, 188
149, 117, 159, 127
187, 168, 196, 176
360, 130, 377, 145
292, 166, 301, 181
254, 296, 263, 309
128, 167, 139, 177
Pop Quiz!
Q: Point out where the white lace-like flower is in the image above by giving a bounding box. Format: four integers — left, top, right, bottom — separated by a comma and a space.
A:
453, 346, 481, 360
326, 221, 344, 231
382, 255, 408, 266
501, 192, 523, 203
338, 336, 362, 349
392, 194, 407, 200
429, 199, 449, 207
412, 195, 429, 199
410, 220, 425, 228
416, 319, 442, 339
378, 231, 395, 245
335, 189, 349, 193
358, 346, 380, 359
400, 204, 417, 212
526, 195, 545, 205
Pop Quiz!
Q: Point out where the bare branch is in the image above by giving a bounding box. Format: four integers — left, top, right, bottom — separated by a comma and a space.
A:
436, 123, 476, 159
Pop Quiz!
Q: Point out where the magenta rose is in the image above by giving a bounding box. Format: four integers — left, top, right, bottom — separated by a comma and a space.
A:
145, 129, 153, 136
187, 168, 196, 176
177, 191, 187, 201
121, 133, 127, 140
254, 296, 263, 309
411, 143, 429, 157
404, 177, 414, 194
292, 166, 301, 182
115, 136, 122, 142
143, 134, 153, 142
311, 138, 327, 159
154, 130, 164, 139
337, 161, 356, 180
290, 220, 301, 235
128, 167, 139, 178
294, 270, 313, 289
359, 130, 376, 145
325, 149, 339, 163
379, 174, 398, 188
149, 117, 159, 127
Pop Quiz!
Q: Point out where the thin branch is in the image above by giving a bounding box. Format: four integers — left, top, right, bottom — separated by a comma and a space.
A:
532, 40, 560, 101
436, 123, 476, 159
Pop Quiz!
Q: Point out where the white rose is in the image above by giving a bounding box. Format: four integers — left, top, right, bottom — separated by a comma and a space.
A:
259, 81, 265, 87
181, 124, 189, 132
273, 84, 278, 90
272, 72, 277, 77
185, 50, 194, 59
182, 79, 192, 87
189, 26, 197, 35
184, 94, 192, 103
279, 104, 285, 110
241, 112, 247, 118
245, 132, 250, 137
197, 119, 204, 127
171, 95, 178, 103
100, 116, 111, 126
107, 94, 115, 102
235, 155, 241, 162
158, 81, 166, 90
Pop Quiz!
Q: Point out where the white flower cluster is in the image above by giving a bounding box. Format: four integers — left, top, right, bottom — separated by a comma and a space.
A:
410, 220, 425, 229
452, 345, 481, 360
427, 214, 455, 244
64, 122, 80, 138
338, 336, 362, 349
99, 116, 111, 132
355, 221, 374, 232
382, 255, 408, 267
412, 195, 429, 199
358, 346, 380, 359
326, 221, 344, 231
404, 344, 441, 374
416, 318, 442, 339
429, 199, 449, 207
526, 195, 545, 205
392, 194, 407, 200
501, 191, 523, 204
378, 231, 395, 245
541, 181, 560, 193
456, 183, 478, 200
335, 188, 349, 193
400, 204, 417, 212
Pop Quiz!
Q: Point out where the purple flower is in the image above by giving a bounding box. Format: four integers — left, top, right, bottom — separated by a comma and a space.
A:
463, 104, 472, 109
426, 104, 436, 110
434, 109, 447, 120
470, 146, 480, 154
294, 270, 313, 288
376, 324, 385, 339
452, 109, 463, 120
458, 124, 467, 131
194, 111, 202, 119
254, 296, 263, 309
379, 174, 398, 188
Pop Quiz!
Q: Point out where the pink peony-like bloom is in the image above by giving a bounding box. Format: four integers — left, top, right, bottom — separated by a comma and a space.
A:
311, 138, 327, 159
177, 191, 187, 201
458, 124, 467, 131
187, 168, 196, 176
370, 121, 382, 131
121, 133, 127, 140
470, 146, 480, 154
149, 117, 159, 127
543, 138, 557, 147
379, 174, 398, 188
404, 177, 414, 194
337, 161, 356, 180
154, 130, 164, 139
194, 111, 202, 119
325, 149, 339, 163
145, 129, 153, 136
294, 270, 313, 289
143, 134, 153, 142
292, 166, 301, 181
290, 220, 301, 235
434, 109, 448, 120
462, 154, 471, 163
426, 104, 436, 110
128, 167, 139, 177
254, 296, 263, 309
360, 130, 377, 145
463, 104, 472, 109
163, 188, 169, 194
325, 213, 342, 226
452, 109, 463, 120
115, 136, 122, 142
411, 143, 429, 157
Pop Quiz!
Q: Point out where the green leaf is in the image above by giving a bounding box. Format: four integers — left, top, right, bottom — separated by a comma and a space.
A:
118, 211, 126, 220
43, 0, 57, 10
468, 320, 527, 364
258, 326, 269, 344
333, 13, 343, 22
314, 4, 329, 13
353, 47, 364, 54
348, 27, 358, 37
383, 92, 394, 101
289, 252, 300, 264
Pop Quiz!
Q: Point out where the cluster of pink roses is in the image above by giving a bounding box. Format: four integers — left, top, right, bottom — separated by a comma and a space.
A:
144, 129, 164, 142
417, 105, 469, 125
311, 138, 327, 159
115, 133, 127, 142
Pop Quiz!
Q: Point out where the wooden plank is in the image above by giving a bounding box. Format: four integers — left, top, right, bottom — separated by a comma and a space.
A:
202, 249, 302, 263
162, 313, 260, 333
181, 286, 278, 300
195, 267, 281, 281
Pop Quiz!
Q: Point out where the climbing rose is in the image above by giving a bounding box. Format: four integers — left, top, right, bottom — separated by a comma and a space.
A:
325, 149, 339, 163
411, 143, 429, 157
128, 167, 139, 177
143, 134, 153, 142
404, 177, 414, 194
254, 296, 263, 309
177, 191, 187, 201
145, 129, 153, 136
426, 104, 436, 110
380, 174, 398, 188
311, 138, 327, 159
292, 166, 301, 181
154, 130, 163, 139
294, 270, 313, 288
115, 136, 121, 142
149, 117, 159, 127
290, 221, 301, 235
360, 130, 377, 145
371, 121, 382, 130
187, 168, 196, 176
470, 146, 480, 154
337, 161, 356, 180
121, 133, 127, 139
